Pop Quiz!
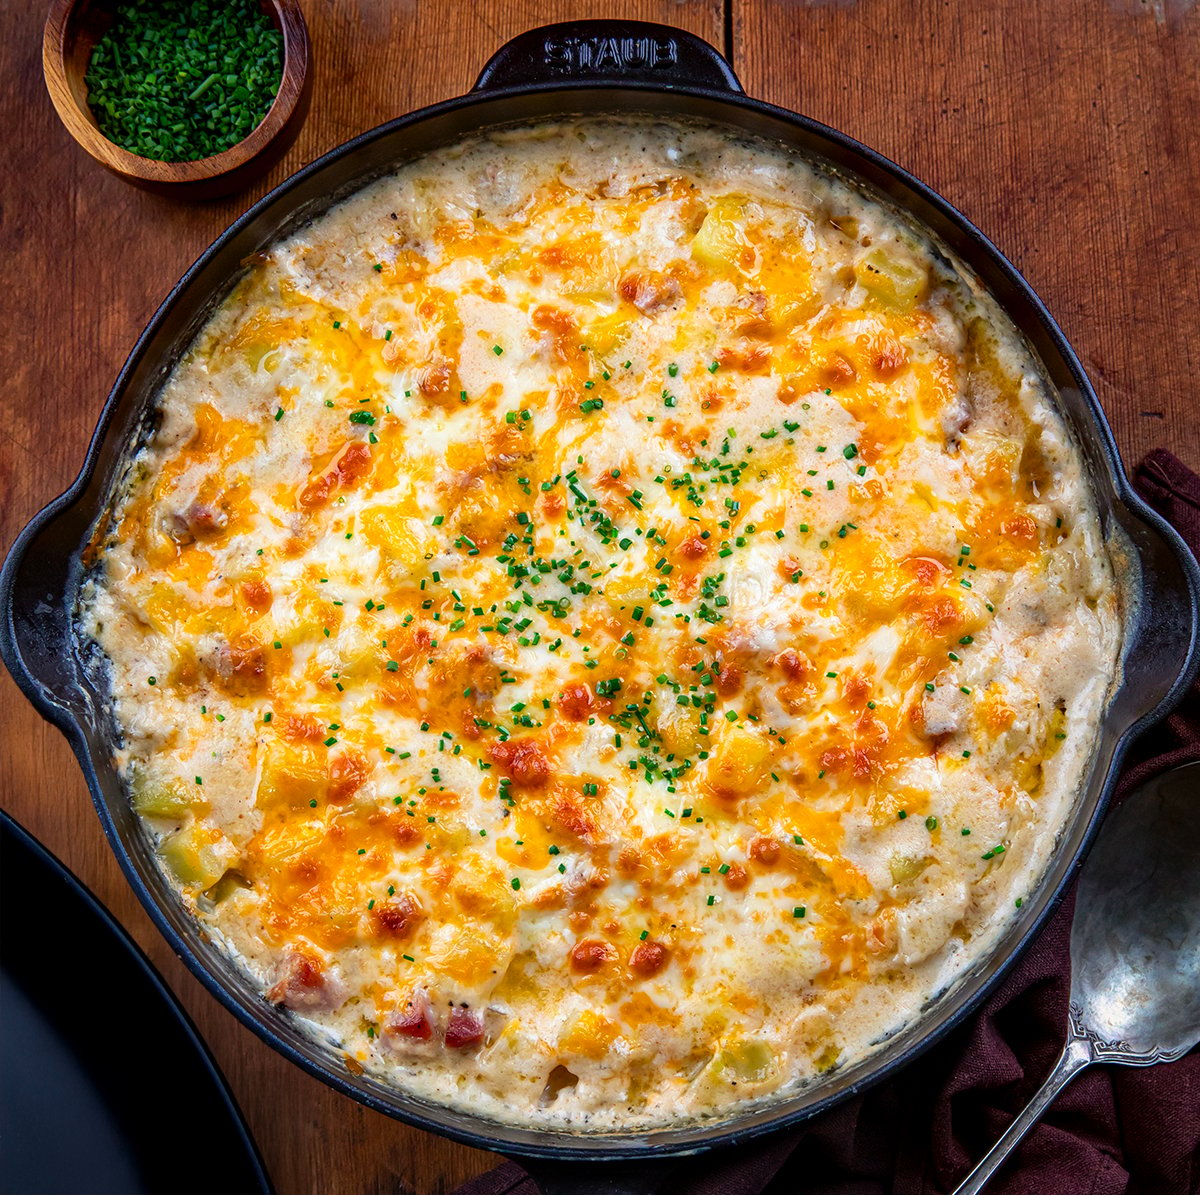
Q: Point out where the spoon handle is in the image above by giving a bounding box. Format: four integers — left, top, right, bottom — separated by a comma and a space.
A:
951, 1032, 1094, 1195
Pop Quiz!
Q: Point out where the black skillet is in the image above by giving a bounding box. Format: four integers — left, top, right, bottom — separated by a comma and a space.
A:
2, 20, 1198, 1195
0, 812, 272, 1194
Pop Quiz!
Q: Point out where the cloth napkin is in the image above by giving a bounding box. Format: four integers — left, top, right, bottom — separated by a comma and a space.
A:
456, 449, 1200, 1195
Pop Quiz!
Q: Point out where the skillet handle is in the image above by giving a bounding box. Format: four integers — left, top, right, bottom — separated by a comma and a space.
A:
472, 21, 744, 96
1109, 491, 1200, 738
0, 496, 88, 732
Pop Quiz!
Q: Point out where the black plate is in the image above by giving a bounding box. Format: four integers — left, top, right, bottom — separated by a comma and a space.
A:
0, 811, 272, 1195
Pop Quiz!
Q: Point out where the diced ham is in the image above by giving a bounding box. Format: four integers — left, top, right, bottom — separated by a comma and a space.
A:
444, 1006, 485, 1048
268, 950, 345, 1012
773, 648, 811, 681
205, 635, 267, 696
618, 270, 681, 316
716, 341, 771, 372
298, 441, 373, 509
749, 835, 780, 866
558, 684, 595, 722
419, 359, 452, 397
487, 738, 550, 788
531, 305, 579, 363
369, 893, 423, 940
384, 991, 434, 1041
173, 501, 228, 542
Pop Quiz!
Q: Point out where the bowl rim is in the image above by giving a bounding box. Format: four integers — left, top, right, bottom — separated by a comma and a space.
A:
41, 0, 310, 185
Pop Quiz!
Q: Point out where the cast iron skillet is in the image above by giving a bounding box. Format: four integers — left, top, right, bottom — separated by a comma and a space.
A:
2, 20, 1198, 1195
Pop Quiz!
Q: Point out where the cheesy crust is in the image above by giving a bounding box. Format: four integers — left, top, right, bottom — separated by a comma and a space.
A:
82, 118, 1120, 1130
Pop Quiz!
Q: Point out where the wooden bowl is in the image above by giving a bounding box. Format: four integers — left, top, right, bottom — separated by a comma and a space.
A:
43, 0, 312, 199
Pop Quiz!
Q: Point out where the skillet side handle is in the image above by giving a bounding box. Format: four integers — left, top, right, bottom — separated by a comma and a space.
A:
0, 500, 87, 730
472, 21, 744, 96
1111, 498, 1200, 736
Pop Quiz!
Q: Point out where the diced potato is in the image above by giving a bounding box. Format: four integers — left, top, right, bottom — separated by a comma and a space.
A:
429, 819, 475, 854
692, 195, 750, 272
430, 927, 511, 987
131, 773, 194, 820
160, 825, 234, 888
582, 309, 636, 356
829, 214, 861, 239
704, 725, 774, 799
495, 812, 557, 870
1044, 706, 1067, 757
709, 1038, 777, 1083
814, 1042, 841, 1072
274, 613, 321, 648
602, 570, 652, 609
910, 480, 939, 511
1013, 755, 1043, 795
142, 584, 190, 635
275, 593, 340, 648
657, 704, 703, 757
255, 744, 327, 811
854, 247, 927, 311
253, 345, 283, 372
452, 869, 518, 929
967, 430, 1022, 489
360, 507, 435, 575
227, 313, 300, 370
491, 950, 539, 1003
304, 873, 370, 950
889, 853, 933, 885
559, 1010, 620, 1060
835, 536, 906, 622
204, 869, 252, 904
482, 1017, 537, 1065
247, 820, 325, 875
335, 623, 383, 679
181, 605, 237, 640
453, 488, 516, 551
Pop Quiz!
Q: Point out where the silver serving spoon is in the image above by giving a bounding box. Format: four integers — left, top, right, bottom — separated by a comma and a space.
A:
954, 761, 1200, 1195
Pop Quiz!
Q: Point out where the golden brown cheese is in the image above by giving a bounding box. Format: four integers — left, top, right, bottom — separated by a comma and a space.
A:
81, 118, 1121, 1129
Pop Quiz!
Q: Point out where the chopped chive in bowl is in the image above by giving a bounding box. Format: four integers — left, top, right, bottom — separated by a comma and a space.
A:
85, 0, 284, 163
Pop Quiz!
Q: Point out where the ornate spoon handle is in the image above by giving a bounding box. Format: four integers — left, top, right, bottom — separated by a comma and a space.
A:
951, 1032, 1093, 1195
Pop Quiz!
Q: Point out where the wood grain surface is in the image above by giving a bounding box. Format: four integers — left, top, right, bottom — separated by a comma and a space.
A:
1, 3, 1196, 1193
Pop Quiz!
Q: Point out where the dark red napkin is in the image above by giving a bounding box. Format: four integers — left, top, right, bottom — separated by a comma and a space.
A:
457, 449, 1200, 1195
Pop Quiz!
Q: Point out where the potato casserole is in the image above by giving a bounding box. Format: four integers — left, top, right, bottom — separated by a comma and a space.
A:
80, 118, 1120, 1129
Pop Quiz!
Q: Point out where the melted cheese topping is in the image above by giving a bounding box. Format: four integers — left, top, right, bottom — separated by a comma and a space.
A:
82, 119, 1121, 1130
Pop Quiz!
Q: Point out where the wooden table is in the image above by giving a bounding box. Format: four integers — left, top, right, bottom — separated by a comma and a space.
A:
2, 3, 1197, 1191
